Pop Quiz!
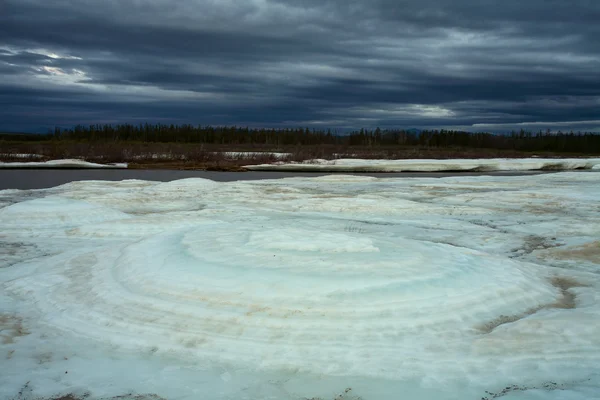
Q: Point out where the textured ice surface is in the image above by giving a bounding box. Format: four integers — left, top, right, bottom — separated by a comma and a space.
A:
1, 172, 600, 400
245, 157, 600, 172
0, 159, 127, 168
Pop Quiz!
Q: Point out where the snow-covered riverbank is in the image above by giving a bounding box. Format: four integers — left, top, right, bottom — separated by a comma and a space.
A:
0, 159, 128, 169
245, 157, 600, 172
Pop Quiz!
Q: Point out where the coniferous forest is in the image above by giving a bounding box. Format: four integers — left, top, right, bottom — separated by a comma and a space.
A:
2, 124, 598, 153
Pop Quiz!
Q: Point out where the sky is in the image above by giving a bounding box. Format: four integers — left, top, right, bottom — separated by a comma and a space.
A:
1, 0, 599, 133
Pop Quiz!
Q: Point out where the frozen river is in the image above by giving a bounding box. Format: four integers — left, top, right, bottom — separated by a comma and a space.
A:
0, 169, 554, 190
1, 171, 599, 400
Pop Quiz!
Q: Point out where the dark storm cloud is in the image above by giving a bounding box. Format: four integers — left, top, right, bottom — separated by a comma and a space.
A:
1, 0, 599, 132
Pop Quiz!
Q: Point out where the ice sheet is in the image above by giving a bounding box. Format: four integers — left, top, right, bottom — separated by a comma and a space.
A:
1, 172, 600, 400
0, 159, 128, 169
244, 157, 600, 172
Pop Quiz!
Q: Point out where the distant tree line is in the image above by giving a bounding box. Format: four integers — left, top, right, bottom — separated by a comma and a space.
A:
2, 124, 599, 153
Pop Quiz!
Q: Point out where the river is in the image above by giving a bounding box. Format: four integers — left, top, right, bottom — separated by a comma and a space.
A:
0, 168, 571, 190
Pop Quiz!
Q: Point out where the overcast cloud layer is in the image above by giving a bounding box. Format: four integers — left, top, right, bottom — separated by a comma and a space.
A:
1, 0, 599, 133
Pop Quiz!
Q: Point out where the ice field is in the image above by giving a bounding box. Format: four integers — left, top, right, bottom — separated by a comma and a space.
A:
1, 172, 599, 400
245, 157, 600, 172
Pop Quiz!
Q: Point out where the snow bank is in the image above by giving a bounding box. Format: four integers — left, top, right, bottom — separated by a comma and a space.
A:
1, 172, 600, 400
0, 159, 127, 168
245, 157, 600, 172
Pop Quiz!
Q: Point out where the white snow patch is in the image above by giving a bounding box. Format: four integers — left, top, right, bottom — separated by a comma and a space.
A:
0, 159, 128, 169
131, 152, 290, 160
222, 151, 290, 159
1, 172, 600, 400
245, 157, 600, 172
0, 153, 44, 159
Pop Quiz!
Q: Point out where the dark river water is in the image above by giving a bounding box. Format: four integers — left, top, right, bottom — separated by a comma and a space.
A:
0, 168, 571, 190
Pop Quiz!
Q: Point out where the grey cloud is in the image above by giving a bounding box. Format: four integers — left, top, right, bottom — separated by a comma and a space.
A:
1, 0, 599, 132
